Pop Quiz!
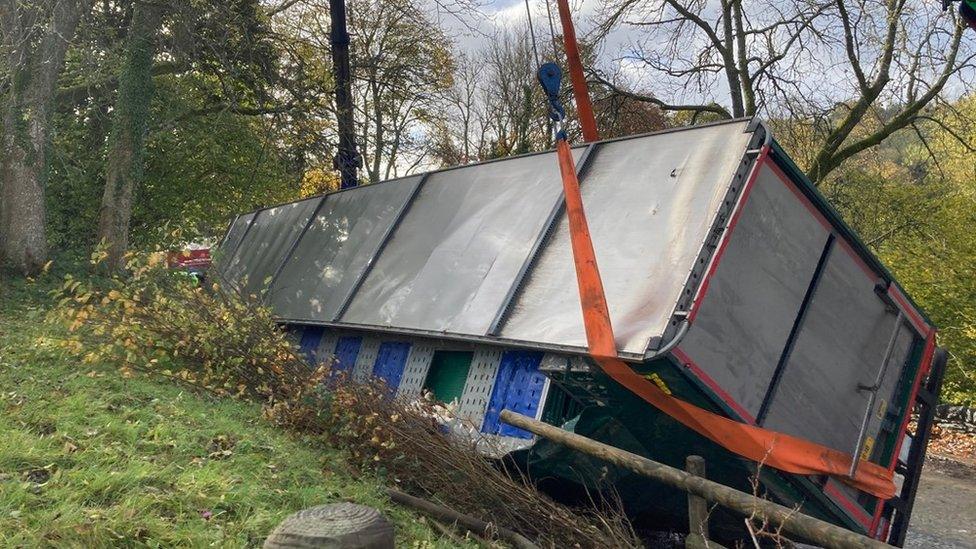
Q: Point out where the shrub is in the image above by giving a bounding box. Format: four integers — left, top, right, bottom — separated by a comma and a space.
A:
49, 250, 639, 548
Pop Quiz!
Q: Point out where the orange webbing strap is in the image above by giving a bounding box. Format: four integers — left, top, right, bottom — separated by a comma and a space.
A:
555, 139, 895, 500
555, 0, 598, 142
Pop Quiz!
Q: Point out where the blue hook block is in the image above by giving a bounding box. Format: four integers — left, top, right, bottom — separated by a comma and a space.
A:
537, 62, 566, 122
537, 62, 562, 97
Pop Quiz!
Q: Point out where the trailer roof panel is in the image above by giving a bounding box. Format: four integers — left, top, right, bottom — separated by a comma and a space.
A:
340, 147, 585, 335
215, 212, 255, 273
222, 197, 321, 296
499, 120, 754, 355
268, 175, 423, 321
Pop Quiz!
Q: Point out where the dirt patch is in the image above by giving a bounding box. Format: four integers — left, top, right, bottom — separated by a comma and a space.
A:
905, 455, 976, 548
926, 452, 976, 480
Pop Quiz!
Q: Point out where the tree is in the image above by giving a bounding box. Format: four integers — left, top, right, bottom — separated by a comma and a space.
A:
482, 26, 558, 157
430, 26, 566, 166
0, 0, 92, 274
97, 0, 162, 269
270, 0, 455, 182
593, 0, 976, 183
819, 94, 976, 402
591, 83, 669, 138
429, 53, 492, 165
349, 0, 454, 180
429, 20, 670, 167
90, 0, 295, 268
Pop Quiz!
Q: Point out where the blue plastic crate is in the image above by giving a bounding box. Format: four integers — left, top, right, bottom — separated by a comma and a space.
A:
482, 351, 546, 439
372, 341, 412, 390
297, 326, 325, 364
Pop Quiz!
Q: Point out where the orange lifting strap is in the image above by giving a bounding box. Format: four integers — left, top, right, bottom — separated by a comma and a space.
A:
554, 139, 896, 500
554, 0, 598, 142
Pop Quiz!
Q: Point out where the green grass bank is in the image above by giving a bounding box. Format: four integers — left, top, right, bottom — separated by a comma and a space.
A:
0, 273, 464, 547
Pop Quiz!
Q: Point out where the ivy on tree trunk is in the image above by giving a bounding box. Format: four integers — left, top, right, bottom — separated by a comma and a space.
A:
98, 0, 163, 270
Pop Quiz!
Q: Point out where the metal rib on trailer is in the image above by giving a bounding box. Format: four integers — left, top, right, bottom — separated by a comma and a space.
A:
266, 175, 424, 322
221, 197, 322, 296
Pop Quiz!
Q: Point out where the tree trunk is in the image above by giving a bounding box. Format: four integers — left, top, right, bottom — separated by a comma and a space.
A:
97, 0, 162, 270
0, 77, 49, 274
0, 0, 89, 274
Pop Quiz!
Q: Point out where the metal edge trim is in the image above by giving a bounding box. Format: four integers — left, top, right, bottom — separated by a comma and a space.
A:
669, 346, 758, 424
229, 119, 755, 219
646, 119, 768, 358
277, 318, 648, 362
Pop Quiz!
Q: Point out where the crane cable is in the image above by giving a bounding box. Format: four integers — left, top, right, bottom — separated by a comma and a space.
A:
523, 0, 543, 70
543, 0, 559, 58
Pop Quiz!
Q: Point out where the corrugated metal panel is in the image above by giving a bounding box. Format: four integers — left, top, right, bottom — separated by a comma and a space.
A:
500, 121, 754, 355
333, 335, 362, 372
679, 163, 830, 417
352, 337, 381, 382
482, 351, 547, 438
268, 177, 422, 321
223, 198, 321, 296
763, 249, 915, 452
396, 342, 435, 400
372, 341, 411, 390
457, 349, 503, 427
340, 148, 584, 335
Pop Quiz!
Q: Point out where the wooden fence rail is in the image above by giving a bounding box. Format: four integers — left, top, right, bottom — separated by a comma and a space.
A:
499, 410, 893, 549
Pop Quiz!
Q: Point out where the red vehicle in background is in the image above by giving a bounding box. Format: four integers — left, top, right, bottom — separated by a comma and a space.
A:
167, 242, 212, 279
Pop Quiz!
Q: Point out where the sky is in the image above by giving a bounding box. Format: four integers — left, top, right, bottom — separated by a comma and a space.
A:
435, 0, 625, 58
444, 0, 975, 110
433, 0, 664, 98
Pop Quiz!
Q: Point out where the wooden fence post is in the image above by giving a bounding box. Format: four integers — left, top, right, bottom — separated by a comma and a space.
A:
685, 456, 729, 549
686, 455, 708, 548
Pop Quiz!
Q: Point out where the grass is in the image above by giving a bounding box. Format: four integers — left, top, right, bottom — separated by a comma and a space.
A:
0, 271, 468, 547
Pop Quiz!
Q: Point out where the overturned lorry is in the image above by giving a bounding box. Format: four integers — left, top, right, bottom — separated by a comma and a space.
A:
215, 119, 946, 545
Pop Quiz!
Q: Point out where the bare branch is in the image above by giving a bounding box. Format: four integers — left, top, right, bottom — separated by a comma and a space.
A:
592, 73, 733, 119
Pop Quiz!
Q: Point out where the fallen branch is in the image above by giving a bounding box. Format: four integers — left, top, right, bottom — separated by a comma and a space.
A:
386, 488, 539, 549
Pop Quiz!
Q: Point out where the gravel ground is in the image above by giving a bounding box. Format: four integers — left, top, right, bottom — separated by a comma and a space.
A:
904, 455, 976, 548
